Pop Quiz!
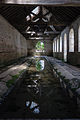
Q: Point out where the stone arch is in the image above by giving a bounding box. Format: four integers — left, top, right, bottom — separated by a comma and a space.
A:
69, 28, 74, 52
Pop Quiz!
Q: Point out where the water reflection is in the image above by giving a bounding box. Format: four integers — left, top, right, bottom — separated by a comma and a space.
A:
33, 107, 39, 114
26, 101, 30, 107
30, 101, 38, 109
33, 80, 38, 84
36, 60, 44, 71
26, 101, 40, 114
0, 57, 79, 119
27, 85, 37, 88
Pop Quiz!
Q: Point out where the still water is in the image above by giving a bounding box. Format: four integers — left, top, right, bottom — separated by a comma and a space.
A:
0, 57, 80, 119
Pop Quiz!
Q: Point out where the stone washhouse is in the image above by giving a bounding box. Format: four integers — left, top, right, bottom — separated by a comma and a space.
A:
1, 0, 80, 119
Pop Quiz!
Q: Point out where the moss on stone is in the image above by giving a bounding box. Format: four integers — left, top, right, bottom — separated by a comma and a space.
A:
6, 74, 19, 88
19, 69, 25, 74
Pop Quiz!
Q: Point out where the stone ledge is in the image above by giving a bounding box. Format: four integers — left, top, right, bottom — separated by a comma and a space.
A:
45, 56, 80, 108
0, 60, 29, 103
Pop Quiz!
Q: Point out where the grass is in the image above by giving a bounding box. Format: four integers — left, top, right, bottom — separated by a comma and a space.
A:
36, 61, 42, 71
57, 72, 61, 76
64, 79, 69, 84
19, 69, 25, 74
6, 74, 19, 88
6, 69, 26, 88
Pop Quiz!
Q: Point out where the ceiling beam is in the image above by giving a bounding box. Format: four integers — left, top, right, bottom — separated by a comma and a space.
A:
25, 21, 67, 26
1, 0, 80, 6
44, 31, 60, 34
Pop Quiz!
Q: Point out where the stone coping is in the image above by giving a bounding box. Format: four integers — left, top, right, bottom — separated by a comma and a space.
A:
45, 56, 80, 103
0, 58, 30, 102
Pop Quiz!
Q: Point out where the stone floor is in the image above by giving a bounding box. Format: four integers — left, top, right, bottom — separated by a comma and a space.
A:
45, 56, 80, 104
0, 58, 29, 101
46, 56, 80, 79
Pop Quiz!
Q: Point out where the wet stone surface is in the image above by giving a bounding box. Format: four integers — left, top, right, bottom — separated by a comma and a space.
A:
0, 57, 80, 119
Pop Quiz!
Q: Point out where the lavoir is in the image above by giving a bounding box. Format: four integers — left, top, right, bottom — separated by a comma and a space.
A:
0, 0, 80, 119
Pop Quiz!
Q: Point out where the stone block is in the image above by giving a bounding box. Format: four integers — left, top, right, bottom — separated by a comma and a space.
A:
0, 82, 8, 97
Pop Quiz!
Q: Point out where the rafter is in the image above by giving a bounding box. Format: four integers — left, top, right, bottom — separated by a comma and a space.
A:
1, 0, 80, 6
0, 5, 80, 40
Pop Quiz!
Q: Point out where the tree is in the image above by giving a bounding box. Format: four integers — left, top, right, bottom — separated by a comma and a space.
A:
36, 41, 44, 51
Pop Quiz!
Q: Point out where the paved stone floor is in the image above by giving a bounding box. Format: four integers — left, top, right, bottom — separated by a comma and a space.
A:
0, 58, 29, 101
46, 57, 80, 79
45, 56, 80, 104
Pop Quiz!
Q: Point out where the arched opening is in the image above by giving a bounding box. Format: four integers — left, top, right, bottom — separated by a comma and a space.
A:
55, 40, 57, 52
69, 28, 74, 52
78, 26, 80, 52
36, 41, 44, 52
53, 42, 55, 52
60, 36, 62, 52
57, 38, 59, 52
64, 33, 67, 62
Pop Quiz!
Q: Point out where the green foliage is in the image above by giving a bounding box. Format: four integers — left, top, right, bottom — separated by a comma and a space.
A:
6, 69, 26, 88
57, 72, 61, 76
64, 79, 69, 84
19, 69, 25, 74
6, 79, 15, 88
36, 41, 44, 50
6, 74, 19, 88
36, 61, 42, 71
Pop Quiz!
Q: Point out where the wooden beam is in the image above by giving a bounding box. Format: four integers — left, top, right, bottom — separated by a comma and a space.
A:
48, 23, 67, 26
44, 31, 60, 34
26, 38, 53, 40
25, 21, 67, 26
28, 36, 51, 39
1, 0, 80, 6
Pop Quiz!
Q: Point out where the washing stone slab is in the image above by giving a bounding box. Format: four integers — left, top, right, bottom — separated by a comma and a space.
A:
1, 75, 12, 82
0, 82, 8, 97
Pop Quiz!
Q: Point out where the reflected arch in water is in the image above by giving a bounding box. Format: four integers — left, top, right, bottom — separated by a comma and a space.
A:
36, 60, 44, 71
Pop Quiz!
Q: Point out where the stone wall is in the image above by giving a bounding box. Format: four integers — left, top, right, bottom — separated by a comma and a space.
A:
0, 15, 27, 64
27, 39, 53, 56
53, 16, 80, 65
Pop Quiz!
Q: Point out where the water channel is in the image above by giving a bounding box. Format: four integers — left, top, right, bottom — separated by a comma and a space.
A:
0, 57, 80, 119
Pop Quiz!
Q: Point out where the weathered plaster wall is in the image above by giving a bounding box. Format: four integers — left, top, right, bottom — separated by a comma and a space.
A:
0, 15, 27, 64
27, 39, 53, 56
53, 16, 80, 65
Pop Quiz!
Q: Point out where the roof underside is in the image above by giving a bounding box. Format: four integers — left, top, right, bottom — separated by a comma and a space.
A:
1, 0, 80, 6
0, 4, 80, 40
